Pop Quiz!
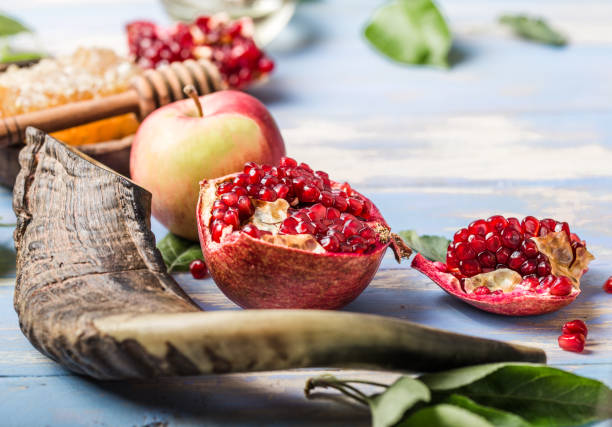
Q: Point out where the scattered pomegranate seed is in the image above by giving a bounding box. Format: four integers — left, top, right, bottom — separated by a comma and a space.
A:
189, 259, 208, 279
558, 333, 585, 353
562, 319, 588, 338
603, 276, 612, 293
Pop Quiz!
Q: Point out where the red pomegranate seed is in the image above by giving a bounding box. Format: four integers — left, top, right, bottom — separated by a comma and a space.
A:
259, 187, 278, 202
296, 221, 316, 234
555, 221, 571, 238
217, 182, 234, 195
520, 277, 539, 289
454, 242, 476, 261
562, 319, 588, 337
280, 217, 298, 234
558, 333, 585, 353
347, 198, 364, 216
244, 161, 258, 173
211, 208, 226, 220
522, 216, 540, 236
467, 234, 487, 253
508, 251, 526, 270
540, 218, 557, 234
496, 247, 512, 264
221, 192, 238, 206
540, 275, 555, 288
342, 219, 362, 237
447, 249, 459, 268
478, 251, 496, 268
604, 277, 612, 293
550, 276, 573, 296
486, 215, 508, 232
247, 167, 263, 184
212, 199, 226, 210
301, 184, 320, 203
537, 260, 551, 277
233, 186, 247, 197
246, 184, 261, 197
506, 217, 522, 232
242, 224, 260, 238
320, 235, 340, 252
454, 228, 469, 243
211, 220, 225, 242
318, 191, 333, 207
501, 227, 522, 249
260, 175, 279, 187
474, 286, 491, 295
360, 227, 375, 240
468, 219, 488, 236
306, 203, 327, 222
520, 239, 539, 258
333, 194, 348, 211
237, 196, 253, 218
273, 183, 290, 199
280, 157, 297, 168
292, 176, 307, 192
189, 259, 207, 279
326, 207, 341, 220
299, 162, 313, 172
233, 173, 249, 187
485, 232, 502, 252
520, 259, 537, 276
223, 209, 240, 228
460, 259, 481, 276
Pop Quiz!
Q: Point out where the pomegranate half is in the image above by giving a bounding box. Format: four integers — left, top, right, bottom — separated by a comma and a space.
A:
412, 216, 594, 316
197, 157, 410, 309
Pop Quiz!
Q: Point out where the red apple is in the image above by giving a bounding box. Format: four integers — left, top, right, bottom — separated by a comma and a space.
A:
130, 90, 285, 240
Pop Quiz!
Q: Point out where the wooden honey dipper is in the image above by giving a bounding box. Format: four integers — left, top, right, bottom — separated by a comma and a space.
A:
0, 59, 225, 148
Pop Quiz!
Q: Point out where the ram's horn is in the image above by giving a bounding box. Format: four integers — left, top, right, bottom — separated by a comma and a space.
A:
12, 128, 546, 380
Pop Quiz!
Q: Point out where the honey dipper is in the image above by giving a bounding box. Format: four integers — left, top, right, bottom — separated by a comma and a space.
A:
0, 58, 224, 147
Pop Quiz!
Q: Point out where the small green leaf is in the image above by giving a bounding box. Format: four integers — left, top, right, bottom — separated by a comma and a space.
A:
499, 15, 567, 46
0, 48, 42, 63
369, 376, 430, 427
422, 363, 612, 426
398, 230, 449, 263
398, 404, 494, 427
156, 233, 203, 272
0, 14, 30, 37
364, 0, 452, 68
442, 395, 532, 427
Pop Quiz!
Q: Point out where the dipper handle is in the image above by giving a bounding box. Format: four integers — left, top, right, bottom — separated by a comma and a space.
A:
0, 59, 224, 148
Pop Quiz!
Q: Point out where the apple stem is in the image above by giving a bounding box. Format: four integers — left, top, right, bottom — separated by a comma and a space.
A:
183, 85, 204, 117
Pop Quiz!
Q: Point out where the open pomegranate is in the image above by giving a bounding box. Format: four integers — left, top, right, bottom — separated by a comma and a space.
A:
197, 157, 410, 309
127, 15, 274, 89
412, 216, 594, 316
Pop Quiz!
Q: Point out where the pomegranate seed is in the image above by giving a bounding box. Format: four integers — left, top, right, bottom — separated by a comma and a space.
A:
454, 228, 469, 243
237, 196, 253, 218
447, 249, 459, 268
242, 224, 260, 238
540, 275, 556, 288
247, 167, 263, 184
467, 234, 486, 254
460, 259, 481, 276
347, 198, 364, 216
508, 251, 526, 270
301, 184, 320, 203
478, 251, 496, 268
223, 209, 240, 228
315, 171, 331, 188
233, 186, 247, 197
562, 319, 588, 338
299, 162, 313, 172
189, 259, 207, 279
604, 277, 612, 293
520, 277, 539, 289
292, 176, 307, 192
318, 190, 334, 207
320, 235, 340, 252
486, 215, 508, 232
468, 219, 488, 236
520, 259, 537, 276
501, 227, 521, 249
307, 203, 327, 222
280, 217, 298, 234
359, 227, 375, 240
244, 161, 258, 173
506, 217, 522, 232
326, 207, 341, 220
211, 208, 226, 220
554, 221, 571, 238
212, 199, 226, 210
280, 157, 297, 168
211, 220, 225, 242
217, 182, 234, 195
522, 216, 540, 236
333, 194, 348, 212
550, 276, 573, 296
520, 239, 539, 258
246, 184, 261, 197
295, 221, 316, 235
558, 333, 585, 353
540, 218, 557, 234
273, 183, 290, 199
496, 247, 512, 264
474, 286, 491, 295
260, 175, 279, 187
342, 219, 362, 237
537, 260, 551, 277
485, 232, 502, 252
221, 192, 238, 206
259, 187, 278, 202
455, 242, 476, 261
233, 173, 249, 187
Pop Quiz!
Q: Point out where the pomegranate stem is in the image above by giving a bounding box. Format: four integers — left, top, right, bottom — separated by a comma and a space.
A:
183, 85, 204, 117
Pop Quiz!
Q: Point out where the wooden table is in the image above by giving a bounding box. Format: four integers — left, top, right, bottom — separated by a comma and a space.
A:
1, 0, 611, 425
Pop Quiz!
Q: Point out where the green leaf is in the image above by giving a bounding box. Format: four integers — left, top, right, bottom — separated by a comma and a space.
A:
156, 233, 203, 272
422, 363, 612, 426
442, 395, 532, 427
364, 0, 452, 68
398, 230, 449, 262
0, 48, 42, 63
0, 14, 30, 37
398, 404, 494, 427
369, 376, 430, 427
499, 15, 567, 46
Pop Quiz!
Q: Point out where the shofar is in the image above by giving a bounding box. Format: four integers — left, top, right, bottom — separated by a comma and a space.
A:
13, 128, 546, 380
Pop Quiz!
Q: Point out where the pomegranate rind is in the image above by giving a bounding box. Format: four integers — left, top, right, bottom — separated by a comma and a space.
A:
411, 254, 579, 316
197, 174, 390, 309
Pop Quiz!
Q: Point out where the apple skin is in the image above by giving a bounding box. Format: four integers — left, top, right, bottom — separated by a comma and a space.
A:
130, 90, 285, 240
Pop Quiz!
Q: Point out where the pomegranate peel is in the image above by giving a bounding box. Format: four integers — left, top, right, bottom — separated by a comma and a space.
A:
411, 216, 594, 316
197, 157, 410, 309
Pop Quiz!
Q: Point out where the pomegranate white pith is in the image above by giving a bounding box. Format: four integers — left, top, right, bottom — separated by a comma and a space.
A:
197, 157, 408, 309
413, 215, 594, 316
